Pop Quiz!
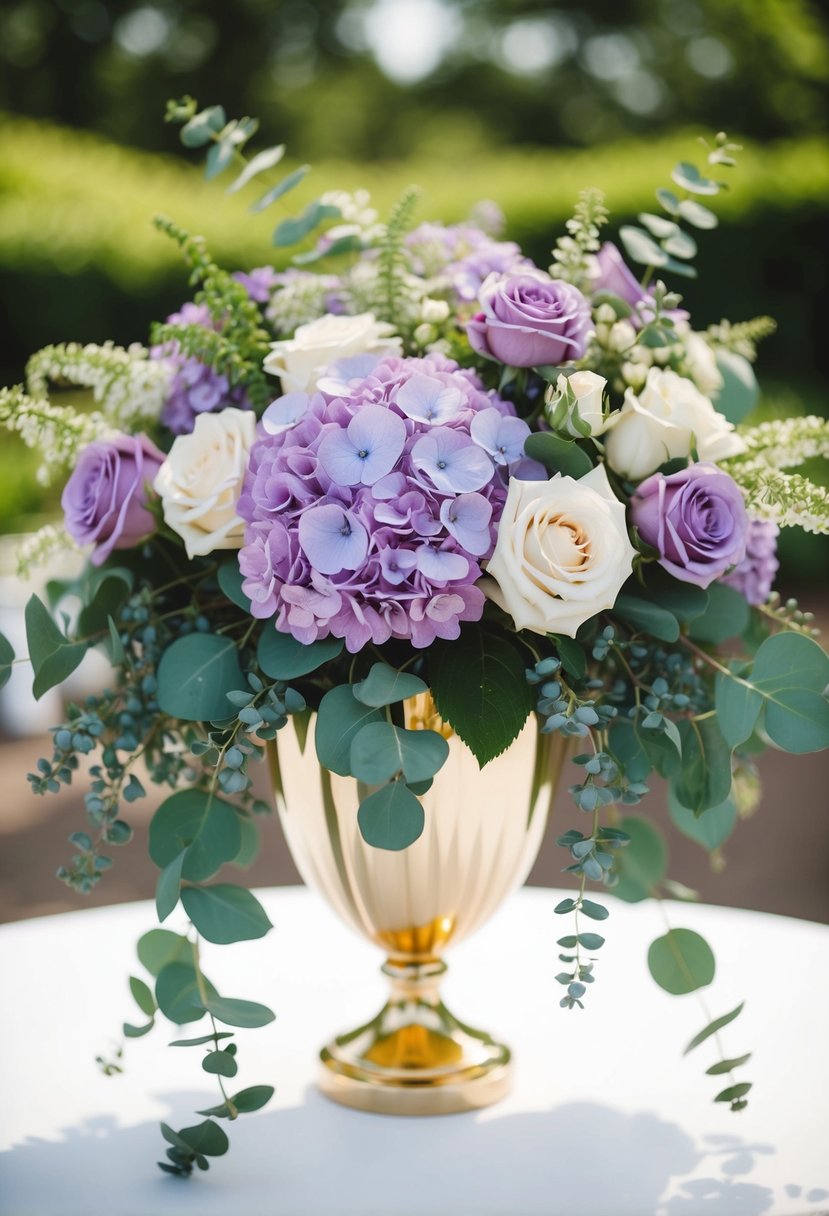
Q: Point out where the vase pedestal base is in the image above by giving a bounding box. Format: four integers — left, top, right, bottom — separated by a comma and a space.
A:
316, 957, 512, 1115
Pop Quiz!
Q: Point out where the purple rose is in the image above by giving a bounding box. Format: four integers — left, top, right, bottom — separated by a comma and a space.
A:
593, 243, 688, 328
61, 435, 165, 566
467, 270, 592, 368
631, 463, 748, 588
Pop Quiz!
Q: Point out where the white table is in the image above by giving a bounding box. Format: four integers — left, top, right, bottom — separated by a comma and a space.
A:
1, 887, 828, 1216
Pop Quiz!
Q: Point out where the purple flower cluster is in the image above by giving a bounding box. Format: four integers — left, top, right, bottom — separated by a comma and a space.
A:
406, 222, 533, 302
151, 302, 250, 435
721, 519, 779, 605
237, 354, 541, 652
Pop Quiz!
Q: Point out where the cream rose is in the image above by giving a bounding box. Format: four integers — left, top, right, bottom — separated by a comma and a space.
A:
263, 312, 402, 394
683, 330, 724, 397
546, 370, 608, 437
154, 408, 256, 559
482, 465, 635, 637
603, 367, 745, 481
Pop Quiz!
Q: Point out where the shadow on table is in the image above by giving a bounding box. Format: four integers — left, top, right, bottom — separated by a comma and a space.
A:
3, 1090, 827, 1216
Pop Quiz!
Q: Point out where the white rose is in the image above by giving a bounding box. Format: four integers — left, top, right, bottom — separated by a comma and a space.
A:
482, 464, 635, 638
154, 408, 256, 559
548, 370, 609, 437
263, 312, 402, 394
603, 367, 745, 481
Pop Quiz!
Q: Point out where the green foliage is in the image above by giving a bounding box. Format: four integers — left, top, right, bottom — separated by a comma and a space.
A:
24, 592, 88, 700
352, 663, 428, 708
356, 781, 425, 851
647, 929, 716, 995
156, 633, 245, 723
149, 790, 243, 882
429, 627, 534, 766
314, 685, 384, 776
349, 723, 448, 785
0, 631, 15, 690
257, 629, 343, 680
523, 432, 593, 479
180, 884, 273, 945
612, 816, 668, 903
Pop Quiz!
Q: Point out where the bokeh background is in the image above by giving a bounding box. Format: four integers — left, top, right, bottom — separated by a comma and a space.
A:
1, 0, 827, 922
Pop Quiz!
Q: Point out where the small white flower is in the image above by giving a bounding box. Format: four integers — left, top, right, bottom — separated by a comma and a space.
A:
482, 465, 635, 637
154, 408, 256, 559
263, 312, 402, 394
604, 367, 745, 481
546, 370, 608, 437
683, 329, 724, 397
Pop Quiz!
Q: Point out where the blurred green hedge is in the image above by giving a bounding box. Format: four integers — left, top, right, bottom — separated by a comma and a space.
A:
1, 113, 827, 385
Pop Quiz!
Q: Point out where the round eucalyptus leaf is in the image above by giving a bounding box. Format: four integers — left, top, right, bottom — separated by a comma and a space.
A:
613, 816, 667, 903
352, 662, 428, 708
155, 962, 215, 1024
357, 782, 425, 851
203, 995, 276, 1029
229, 1085, 275, 1113
315, 684, 383, 776
149, 789, 242, 882
137, 929, 190, 977
181, 884, 273, 945
156, 633, 244, 722
350, 722, 449, 786
178, 1119, 229, 1157
711, 351, 759, 424
648, 928, 715, 995
202, 1050, 238, 1078
257, 628, 343, 679
669, 791, 737, 852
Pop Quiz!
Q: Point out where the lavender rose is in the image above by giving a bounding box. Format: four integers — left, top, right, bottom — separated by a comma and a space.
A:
62, 435, 165, 566
592, 243, 688, 328
467, 270, 592, 368
631, 463, 748, 588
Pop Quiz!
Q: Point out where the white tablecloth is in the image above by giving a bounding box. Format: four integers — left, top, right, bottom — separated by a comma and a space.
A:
1, 887, 828, 1216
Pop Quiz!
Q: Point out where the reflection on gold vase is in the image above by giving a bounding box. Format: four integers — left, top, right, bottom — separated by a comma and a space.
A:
269, 704, 570, 1115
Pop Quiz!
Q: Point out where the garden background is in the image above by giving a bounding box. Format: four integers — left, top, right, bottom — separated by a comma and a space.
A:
1, 0, 827, 921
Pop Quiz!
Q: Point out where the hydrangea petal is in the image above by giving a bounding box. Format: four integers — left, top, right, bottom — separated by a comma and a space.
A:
298, 504, 369, 574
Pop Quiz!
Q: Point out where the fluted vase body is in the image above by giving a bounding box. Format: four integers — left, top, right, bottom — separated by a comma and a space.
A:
269, 707, 570, 1114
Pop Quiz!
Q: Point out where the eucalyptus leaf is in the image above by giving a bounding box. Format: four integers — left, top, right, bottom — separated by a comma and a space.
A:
203, 994, 276, 1029
722, 632, 829, 754
684, 1002, 744, 1054
671, 161, 720, 195
156, 633, 245, 722
149, 789, 242, 882
656, 188, 679, 215
77, 569, 132, 636
181, 884, 273, 945
25, 593, 88, 699
672, 717, 732, 814
613, 816, 668, 903
648, 928, 716, 995
258, 629, 343, 680
227, 144, 286, 194
129, 976, 157, 1018
169, 1032, 234, 1047
715, 1082, 753, 1104
180, 106, 226, 148
155, 851, 185, 922
315, 684, 384, 776
357, 782, 425, 851
614, 594, 679, 643
217, 560, 251, 611
178, 1120, 229, 1157
619, 225, 667, 268
350, 722, 449, 785
352, 662, 428, 708
250, 164, 310, 213
155, 962, 215, 1025
202, 1050, 238, 1078
229, 1085, 275, 1113
712, 351, 759, 424
662, 229, 697, 260
677, 199, 718, 229
137, 929, 190, 977
688, 584, 749, 645
669, 791, 736, 852
273, 201, 341, 248
638, 212, 678, 239
706, 1053, 752, 1075
714, 671, 762, 750
608, 720, 652, 784
0, 632, 15, 691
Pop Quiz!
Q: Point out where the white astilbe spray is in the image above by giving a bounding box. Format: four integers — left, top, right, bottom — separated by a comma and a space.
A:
15, 524, 78, 577
0, 384, 113, 484
723, 415, 829, 533
26, 342, 171, 429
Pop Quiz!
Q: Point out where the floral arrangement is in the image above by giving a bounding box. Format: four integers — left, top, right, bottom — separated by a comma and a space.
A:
2, 100, 828, 1176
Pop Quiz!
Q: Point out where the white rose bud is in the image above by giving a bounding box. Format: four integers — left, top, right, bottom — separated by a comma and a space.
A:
621, 361, 648, 391
413, 323, 436, 347
263, 312, 402, 394
594, 303, 617, 325
154, 408, 256, 559
603, 367, 745, 481
482, 464, 635, 637
421, 297, 450, 324
608, 320, 637, 353
545, 370, 608, 437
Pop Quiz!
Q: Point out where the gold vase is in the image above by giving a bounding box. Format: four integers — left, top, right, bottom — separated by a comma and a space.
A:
268, 701, 570, 1115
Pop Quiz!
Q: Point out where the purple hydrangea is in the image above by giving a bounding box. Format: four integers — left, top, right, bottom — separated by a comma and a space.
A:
237, 353, 541, 652
233, 265, 281, 303
151, 302, 250, 435
406, 222, 534, 302
721, 519, 780, 605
